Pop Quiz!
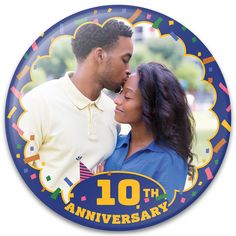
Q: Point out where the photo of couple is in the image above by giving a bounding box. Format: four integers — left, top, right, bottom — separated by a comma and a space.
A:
19, 19, 202, 202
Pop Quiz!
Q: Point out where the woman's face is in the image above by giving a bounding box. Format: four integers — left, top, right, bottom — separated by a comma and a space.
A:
114, 73, 143, 125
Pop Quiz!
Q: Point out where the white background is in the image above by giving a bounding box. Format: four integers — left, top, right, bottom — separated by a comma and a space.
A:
0, 0, 235, 235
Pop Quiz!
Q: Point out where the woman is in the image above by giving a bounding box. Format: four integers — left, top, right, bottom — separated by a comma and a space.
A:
104, 62, 195, 201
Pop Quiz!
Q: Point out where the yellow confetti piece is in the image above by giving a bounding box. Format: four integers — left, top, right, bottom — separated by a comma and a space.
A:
93, 10, 98, 14
221, 120, 231, 132
128, 8, 142, 23
136, 205, 140, 209
169, 20, 174, 26
16, 66, 30, 80
40, 32, 44, 37
7, 106, 17, 119
198, 181, 203, 186
69, 193, 74, 198
198, 52, 202, 56
16, 154, 20, 159
107, 8, 112, 13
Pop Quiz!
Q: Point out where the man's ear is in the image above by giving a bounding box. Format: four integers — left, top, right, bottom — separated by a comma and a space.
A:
94, 47, 106, 64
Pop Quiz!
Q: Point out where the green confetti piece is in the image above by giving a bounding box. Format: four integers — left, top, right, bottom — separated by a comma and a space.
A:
46, 175, 51, 181
181, 26, 187, 31
24, 53, 29, 60
215, 159, 219, 165
152, 17, 163, 29
51, 188, 61, 200
156, 193, 168, 201
191, 191, 197, 197
192, 37, 198, 43
16, 144, 22, 149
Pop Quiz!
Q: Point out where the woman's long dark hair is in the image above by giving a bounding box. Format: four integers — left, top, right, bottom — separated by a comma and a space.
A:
137, 62, 195, 178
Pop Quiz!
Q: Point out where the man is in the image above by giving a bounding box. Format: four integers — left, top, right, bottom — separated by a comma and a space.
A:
19, 19, 133, 202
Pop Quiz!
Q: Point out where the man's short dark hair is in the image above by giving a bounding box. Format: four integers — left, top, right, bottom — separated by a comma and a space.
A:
72, 19, 133, 61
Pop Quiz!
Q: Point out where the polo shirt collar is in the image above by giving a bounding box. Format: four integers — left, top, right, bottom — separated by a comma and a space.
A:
62, 72, 105, 111
116, 131, 164, 153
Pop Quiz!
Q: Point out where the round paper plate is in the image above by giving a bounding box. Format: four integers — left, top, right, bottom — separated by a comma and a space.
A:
5, 5, 231, 231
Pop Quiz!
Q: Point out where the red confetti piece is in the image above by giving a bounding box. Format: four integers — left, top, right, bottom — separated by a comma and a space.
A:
32, 41, 38, 51
12, 123, 24, 136
11, 86, 22, 99
205, 167, 214, 180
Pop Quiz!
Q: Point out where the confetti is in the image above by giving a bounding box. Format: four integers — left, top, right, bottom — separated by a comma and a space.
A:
226, 105, 231, 112
136, 205, 140, 209
12, 123, 24, 136
30, 146, 34, 151
203, 56, 215, 64
16, 144, 22, 149
30, 135, 35, 141
191, 191, 197, 197
11, 86, 22, 99
16, 66, 30, 80
198, 181, 203, 186
156, 194, 168, 201
46, 175, 51, 181
181, 26, 187, 31
192, 37, 197, 43
170, 31, 179, 41
23, 168, 28, 173
208, 77, 213, 83
205, 167, 214, 180
93, 10, 98, 14
16, 154, 20, 158
198, 52, 202, 57
64, 177, 73, 187
144, 198, 150, 203
93, 19, 99, 23
51, 188, 61, 200
24, 154, 40, 164
81, 196, 87, 202
7, 106, 17, 119
30, 173, 37, 180
221, 120, 231, 132
128, 8, 142, 23
169, 20, 174, 26
152, 17, 163, 29
205, 148, 209, 153
107, 8, 112, 13
146, 14, 152, 20
80, 162, 94, 182
215, 159, 219, 165
32, 41, 38, 51
24, 53, 29, 60
213, 138, 227, 153
180, 197, 186, 203
41, 188, 46, 192
219, 82, 229, 95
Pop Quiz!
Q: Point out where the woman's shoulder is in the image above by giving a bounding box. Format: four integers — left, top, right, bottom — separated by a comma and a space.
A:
152, 142, 186, 166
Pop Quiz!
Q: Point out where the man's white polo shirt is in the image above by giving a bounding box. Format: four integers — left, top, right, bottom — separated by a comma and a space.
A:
18, 72, 117, 202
